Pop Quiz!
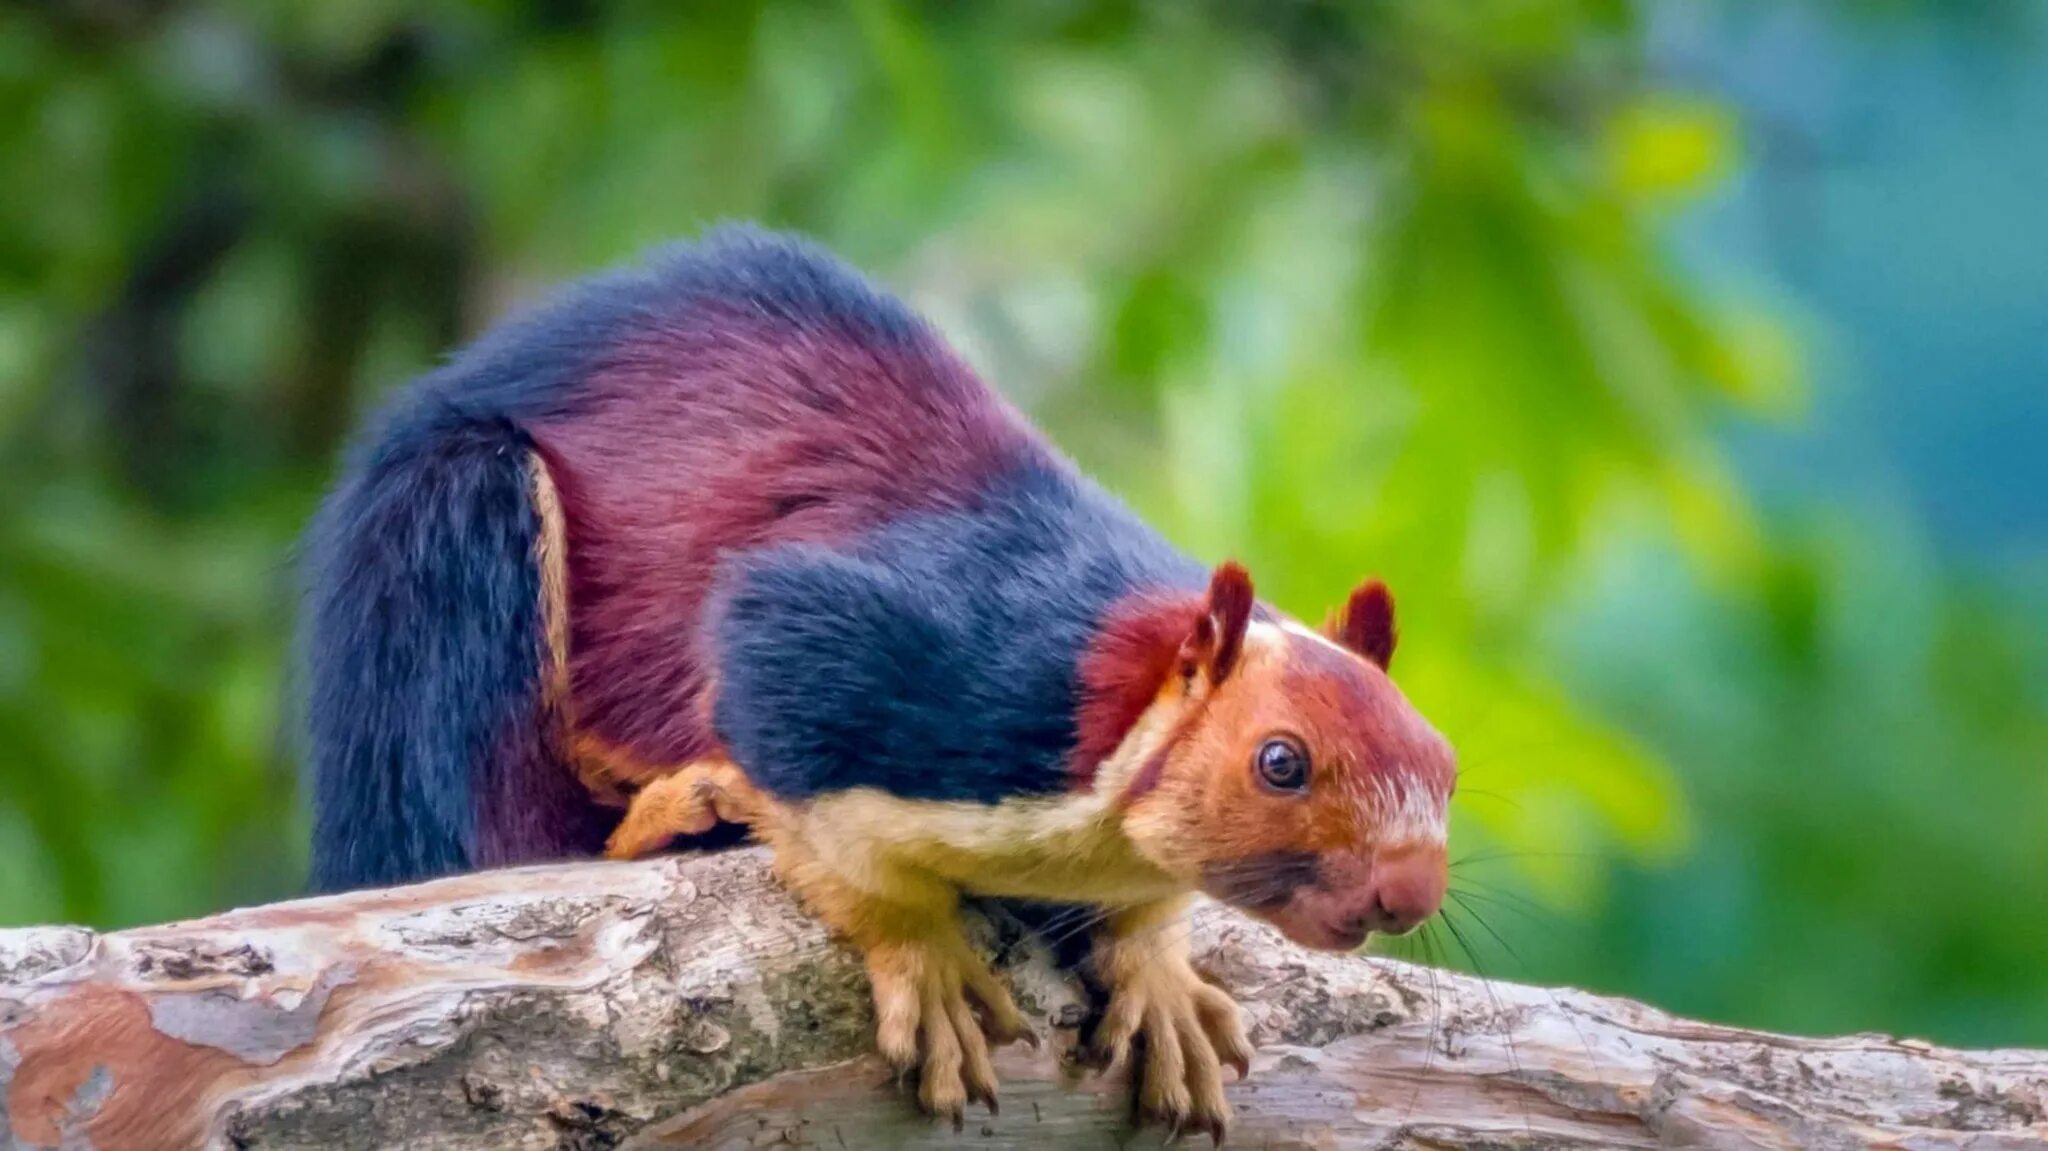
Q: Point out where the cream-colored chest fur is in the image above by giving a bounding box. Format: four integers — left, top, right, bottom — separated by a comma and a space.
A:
784, 675, 1198, 910
792, 788, 1187, 907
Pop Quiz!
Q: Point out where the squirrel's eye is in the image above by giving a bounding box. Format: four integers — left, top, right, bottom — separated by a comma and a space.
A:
1254, 737, 1311, 793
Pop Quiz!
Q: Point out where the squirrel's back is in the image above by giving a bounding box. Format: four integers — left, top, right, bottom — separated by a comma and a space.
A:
510, 229, 1056, 770
303, 227, 1191, 889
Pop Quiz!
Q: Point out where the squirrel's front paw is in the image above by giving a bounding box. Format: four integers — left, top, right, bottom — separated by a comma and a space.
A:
865, 938, 1036, 1125
1090, 959, 1252, 1144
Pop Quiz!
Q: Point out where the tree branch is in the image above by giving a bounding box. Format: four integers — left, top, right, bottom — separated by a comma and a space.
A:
2, 848, 2042, 1149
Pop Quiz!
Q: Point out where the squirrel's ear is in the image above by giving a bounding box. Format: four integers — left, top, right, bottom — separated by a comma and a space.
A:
1179, 561, 1255, 687
1326, 578, 1396, 669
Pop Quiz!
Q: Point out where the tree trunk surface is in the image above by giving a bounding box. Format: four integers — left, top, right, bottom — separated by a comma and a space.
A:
1, 848, 2042, 1150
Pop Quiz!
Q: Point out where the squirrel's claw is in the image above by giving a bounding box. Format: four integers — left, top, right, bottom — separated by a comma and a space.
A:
865, 937, 1019, 1125
1222, 1049, 1252, 1082
1094, 959, 1246, 1143
1191, 980, 1255, 1082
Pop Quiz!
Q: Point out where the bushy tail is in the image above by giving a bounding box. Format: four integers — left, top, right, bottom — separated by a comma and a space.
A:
300, 414, 610, 892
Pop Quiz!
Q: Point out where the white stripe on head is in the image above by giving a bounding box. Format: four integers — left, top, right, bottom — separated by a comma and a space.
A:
1274, 618, 1360, 661
1254, 619, 1443, 845
1369, 773, 1448, 848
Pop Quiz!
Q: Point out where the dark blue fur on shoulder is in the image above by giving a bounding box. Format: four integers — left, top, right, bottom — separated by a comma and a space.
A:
709, 462, 1205, 804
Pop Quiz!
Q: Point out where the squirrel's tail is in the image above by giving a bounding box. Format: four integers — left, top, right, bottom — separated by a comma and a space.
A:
299, 410, 611, 892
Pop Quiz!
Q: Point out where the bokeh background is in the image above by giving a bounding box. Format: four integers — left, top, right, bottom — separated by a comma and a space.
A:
3, 1, 2044, 1050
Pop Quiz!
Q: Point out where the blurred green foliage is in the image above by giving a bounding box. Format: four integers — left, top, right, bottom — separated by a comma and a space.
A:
1, 2, 2041, 1048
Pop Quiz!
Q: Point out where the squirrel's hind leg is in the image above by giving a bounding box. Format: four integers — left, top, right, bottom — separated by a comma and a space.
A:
604, 758, 765, 860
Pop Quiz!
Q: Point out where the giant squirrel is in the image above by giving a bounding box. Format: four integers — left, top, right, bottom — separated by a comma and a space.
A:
301, 226, 1456, 1139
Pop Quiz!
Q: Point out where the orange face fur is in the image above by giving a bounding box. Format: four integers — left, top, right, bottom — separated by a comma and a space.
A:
1112, 564, 1455, 951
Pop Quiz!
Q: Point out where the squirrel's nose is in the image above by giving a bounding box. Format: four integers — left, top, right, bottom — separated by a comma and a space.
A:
1363, 890, 1428, 936
1360, 848, 1447, 936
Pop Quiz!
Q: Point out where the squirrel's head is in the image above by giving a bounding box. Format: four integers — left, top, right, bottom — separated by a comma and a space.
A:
1083, 562, 1454, 952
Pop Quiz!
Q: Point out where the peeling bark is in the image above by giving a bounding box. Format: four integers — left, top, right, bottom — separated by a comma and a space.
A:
1, 848, 2043, 1150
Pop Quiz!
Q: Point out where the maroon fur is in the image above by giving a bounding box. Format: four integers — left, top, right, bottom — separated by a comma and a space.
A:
1071, 562, 1275, 793
1280, 634, 1451, 802
472, 693, 614, 866
1069, 592, 1205, 789
1179, 562, 1255, 684
1326, 579, 1397, 670
533, 308, 1050, 769
1087, 573, 1447, 809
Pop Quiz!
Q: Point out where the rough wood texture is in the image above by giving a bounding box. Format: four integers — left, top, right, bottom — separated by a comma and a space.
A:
2, 849, 2043, 1150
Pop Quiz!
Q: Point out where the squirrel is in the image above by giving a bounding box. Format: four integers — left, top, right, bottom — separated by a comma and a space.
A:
301, 225, 1456, 1140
